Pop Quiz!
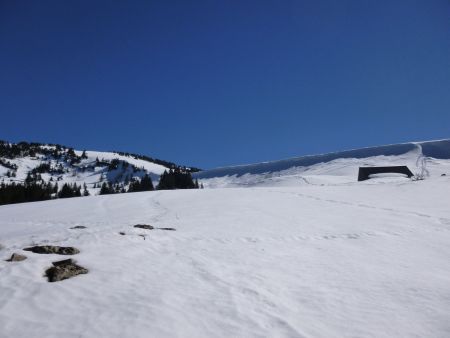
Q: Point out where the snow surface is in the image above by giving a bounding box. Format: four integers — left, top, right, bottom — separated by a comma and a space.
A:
1, 153, 450, 337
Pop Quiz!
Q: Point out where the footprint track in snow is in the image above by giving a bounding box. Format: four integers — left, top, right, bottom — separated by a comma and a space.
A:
268, 190, 450, 229
170, 231, 381, 246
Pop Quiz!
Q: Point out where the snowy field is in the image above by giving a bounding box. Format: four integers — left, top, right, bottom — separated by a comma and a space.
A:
1, 160, 450, 337
1, 142, 450, 337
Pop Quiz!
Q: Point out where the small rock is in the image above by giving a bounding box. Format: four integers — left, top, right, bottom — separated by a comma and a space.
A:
158, 227, 176, 231
6, 253, 27, 262
24, 245, 80, 255
134, 224, 154, 230
70, 226, 87, 229
45, 259, 88, 282
119, 231, 126, 235
52, 258, 74, 267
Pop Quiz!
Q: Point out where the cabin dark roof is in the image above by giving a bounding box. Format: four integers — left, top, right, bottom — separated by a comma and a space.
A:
358, 166, 413, 181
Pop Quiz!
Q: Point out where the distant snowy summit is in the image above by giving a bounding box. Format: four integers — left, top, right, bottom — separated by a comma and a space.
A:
0, 140, 200, 198
194, 139, 450, 187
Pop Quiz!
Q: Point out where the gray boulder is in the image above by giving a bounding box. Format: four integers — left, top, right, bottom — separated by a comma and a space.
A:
24, 245, 80, 255
45, 259, 88, 282
6, 253, 27, 262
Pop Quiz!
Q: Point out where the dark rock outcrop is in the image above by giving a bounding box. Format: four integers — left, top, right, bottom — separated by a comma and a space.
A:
45, 259, 88, 282
24, 245, 80, 255
133, 224, 176, 231
134, 224, 154, 230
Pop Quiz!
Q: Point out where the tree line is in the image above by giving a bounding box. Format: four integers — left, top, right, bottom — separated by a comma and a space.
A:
0, 169, 202, 205
0, 181, 88, 206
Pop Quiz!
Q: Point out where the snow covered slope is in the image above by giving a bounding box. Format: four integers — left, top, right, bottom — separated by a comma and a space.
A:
195, 139, 450, 188
1, 173, 450, 337
0, 141, 197, 195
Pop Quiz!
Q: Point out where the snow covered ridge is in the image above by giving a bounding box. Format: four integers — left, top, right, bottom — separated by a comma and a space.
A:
194, 139, 450, 182
0, 140, 200, 197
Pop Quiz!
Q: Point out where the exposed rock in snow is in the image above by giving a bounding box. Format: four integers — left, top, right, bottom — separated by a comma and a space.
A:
5, 253, 27, 262
45, 259, 88, 282
24, 245, 80, 255
133, 224, 154, 230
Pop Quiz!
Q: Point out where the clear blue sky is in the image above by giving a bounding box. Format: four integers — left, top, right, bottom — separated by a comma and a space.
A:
1, 1, 449, 169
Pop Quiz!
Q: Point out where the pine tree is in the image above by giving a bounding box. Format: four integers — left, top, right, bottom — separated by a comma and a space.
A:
127, 174, 154, 193
83, 183, 90, 196
99, 182, 115, 195
140, 174, 154, 191
74, 184, 81, 197
99, 182, 109, 195
25, 172, 34, 184
157, 168, 196, 190
57, 183, 74, 198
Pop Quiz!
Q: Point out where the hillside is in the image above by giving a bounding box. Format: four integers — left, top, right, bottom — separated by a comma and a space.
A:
1, 169, 450, 337
1, 139, 450, 337
0, 141, 200, 200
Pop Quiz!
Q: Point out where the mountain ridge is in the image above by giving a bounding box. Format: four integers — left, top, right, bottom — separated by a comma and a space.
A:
195, 139, 450, 179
